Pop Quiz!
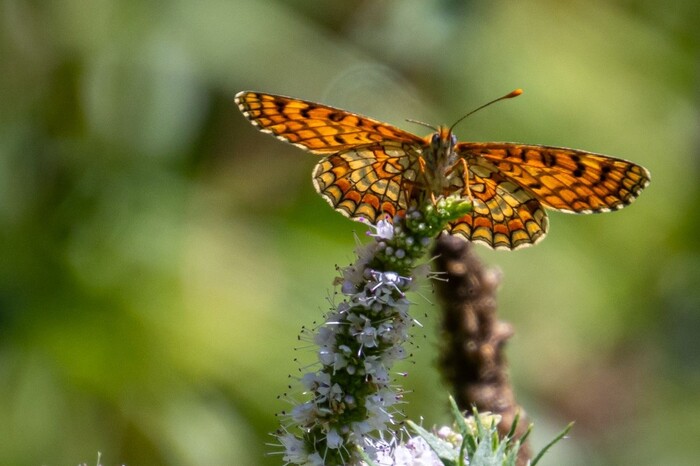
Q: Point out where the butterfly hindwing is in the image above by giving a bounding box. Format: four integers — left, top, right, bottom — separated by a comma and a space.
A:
313, 143, 422, 222
448, 159, 549, 250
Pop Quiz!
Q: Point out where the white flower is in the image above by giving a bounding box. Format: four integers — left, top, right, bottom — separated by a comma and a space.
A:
347, 312, 370, 332
392, 298, 411, 318
318, 345, 351, 372
368, 435, 443, 466
356, 321, 379, 348
362, 217, 395, 240
290, 402, 318, 425
376, 320, 410, 346
314, 327, 336, 346
315, 378, 334, 402
363, 356, 383, 378
332, 352, 348, 371
342, 279, 359, 295
329, 383, 344, 403
326, 428, 343, 449
371, 270, 411, 294
340, 260, 368, 294
375, 219, 395, 239
354, 241, 379, 267
318, 346, 334, 365
398, 436, 443, 465
305, 452, 325, 466
301, 372, 330, 392
382, 345, 407, 362
436, 425, 463, 446
365, 390, 398, 430
279, 433, 308, 464
351, 420, 373, 437
335, 302, 350, 316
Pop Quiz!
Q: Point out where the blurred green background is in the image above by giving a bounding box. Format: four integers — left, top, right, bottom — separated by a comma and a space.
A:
1, 1, 698, 464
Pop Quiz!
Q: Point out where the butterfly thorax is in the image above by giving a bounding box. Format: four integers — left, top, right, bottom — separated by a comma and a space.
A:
419, 126, 461, 196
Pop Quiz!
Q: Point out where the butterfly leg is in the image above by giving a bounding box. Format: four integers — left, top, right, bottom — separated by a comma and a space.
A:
459, 158, 473, 200
445, 158, 473, 200
416, 156, 438, 205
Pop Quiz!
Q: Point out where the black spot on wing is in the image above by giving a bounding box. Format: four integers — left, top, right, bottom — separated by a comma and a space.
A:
328, 112, 344, 122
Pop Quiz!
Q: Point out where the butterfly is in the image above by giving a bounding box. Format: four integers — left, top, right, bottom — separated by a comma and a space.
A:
235, 90, 650, 250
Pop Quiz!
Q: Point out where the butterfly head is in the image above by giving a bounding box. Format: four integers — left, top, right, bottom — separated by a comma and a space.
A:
423, 126, 460, 186
430, 126, 458, 154
429, 126, 457, 173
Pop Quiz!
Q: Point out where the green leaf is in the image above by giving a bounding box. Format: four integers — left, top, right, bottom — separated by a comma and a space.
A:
472, 406, 488, 439
518, 422, 534, 446
447, 397, 469, 466
407, 420, 459, 466
448, 396, 468, 435
531, 422, 574, 466
505, 411, 520, 440
470, 430, 502, 466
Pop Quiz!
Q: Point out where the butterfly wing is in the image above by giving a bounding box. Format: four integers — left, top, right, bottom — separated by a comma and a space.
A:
457, 143, 651, 213
237, 91, 428, 223
235, 91, 425, 154
447, 159, 549, 250
313, 143, 422, 222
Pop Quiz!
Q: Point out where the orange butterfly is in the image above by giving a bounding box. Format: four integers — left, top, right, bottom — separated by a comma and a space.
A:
235, 90, 650, 250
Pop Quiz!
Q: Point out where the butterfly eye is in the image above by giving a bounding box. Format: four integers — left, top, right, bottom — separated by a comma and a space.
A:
450, 134, 457, 146
431, 133, 440, 145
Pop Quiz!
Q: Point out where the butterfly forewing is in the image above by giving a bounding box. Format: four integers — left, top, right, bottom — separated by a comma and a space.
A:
458, 143, 651, 214
235, 91, 424, 154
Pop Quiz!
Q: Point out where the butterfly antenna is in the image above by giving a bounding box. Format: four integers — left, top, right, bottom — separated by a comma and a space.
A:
406, 118, 438, 132
449, 89, 523, 132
